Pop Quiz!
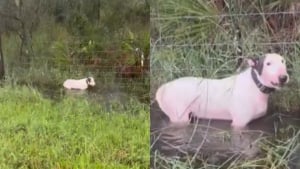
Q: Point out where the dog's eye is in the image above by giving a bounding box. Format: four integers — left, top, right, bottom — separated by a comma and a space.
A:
282, 59, 285, 63
266, 62, 271, 66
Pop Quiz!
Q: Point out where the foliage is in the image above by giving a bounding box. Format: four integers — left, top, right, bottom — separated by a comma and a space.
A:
151, 0, 300, 168
152, 0, 220, 45
0, 0, 149, 103
0, 86, 149, 169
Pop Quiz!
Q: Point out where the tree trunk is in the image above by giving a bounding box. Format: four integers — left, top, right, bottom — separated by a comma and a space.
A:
0, 33, 5, 80
97, 0, 101, 26
19, 24, 33, 66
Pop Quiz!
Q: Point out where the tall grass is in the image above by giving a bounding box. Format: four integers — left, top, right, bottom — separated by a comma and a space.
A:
150, 0, 300, 106
3, 18, 150, 103
150, 0, 300, 168
0, 85, 149, 169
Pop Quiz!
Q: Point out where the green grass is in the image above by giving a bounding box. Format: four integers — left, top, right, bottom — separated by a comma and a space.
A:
3, 17, 150, 104
150, 1, 300, 168
150, 35, 300, 169
0, 85, 149, 169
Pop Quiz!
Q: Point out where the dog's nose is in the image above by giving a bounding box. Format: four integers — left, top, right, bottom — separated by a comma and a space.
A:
279, 75, 288, 83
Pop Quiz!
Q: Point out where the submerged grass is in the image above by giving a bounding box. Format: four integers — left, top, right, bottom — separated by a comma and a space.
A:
150, 1, 300, 168
150, 41, 300, 168
151, 127, 300, 169
0, 85, 149, 169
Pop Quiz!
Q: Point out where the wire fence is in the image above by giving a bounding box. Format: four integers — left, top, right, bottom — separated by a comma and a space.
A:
150, 1, 300, 100
150, 2, 300, 168
5, 46, 150, 103
150, 11, 300, 20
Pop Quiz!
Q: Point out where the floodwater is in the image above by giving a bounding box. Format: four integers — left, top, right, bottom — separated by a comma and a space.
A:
150, 101, 300, 168
25, 77, 149, 113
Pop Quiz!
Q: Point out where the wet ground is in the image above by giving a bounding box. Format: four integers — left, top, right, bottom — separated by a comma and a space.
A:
150, 100, 300, 168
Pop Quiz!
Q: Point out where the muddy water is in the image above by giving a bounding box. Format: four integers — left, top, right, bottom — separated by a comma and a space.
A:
150, 101, 300, 167
31, 78, 149, 107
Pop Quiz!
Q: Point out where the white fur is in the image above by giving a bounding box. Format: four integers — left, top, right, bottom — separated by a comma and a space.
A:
155, 53, 289, 129
63, 77, 96, 90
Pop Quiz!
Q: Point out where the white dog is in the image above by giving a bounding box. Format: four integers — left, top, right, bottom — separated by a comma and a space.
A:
63, 77, 96, 90
155, 53, 289, 129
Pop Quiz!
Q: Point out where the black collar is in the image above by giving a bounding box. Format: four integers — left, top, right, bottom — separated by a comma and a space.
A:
251, 68, 275, 94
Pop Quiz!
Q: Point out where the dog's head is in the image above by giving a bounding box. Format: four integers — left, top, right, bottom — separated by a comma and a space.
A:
248, 53, 289, 89
86, 77, 96, 86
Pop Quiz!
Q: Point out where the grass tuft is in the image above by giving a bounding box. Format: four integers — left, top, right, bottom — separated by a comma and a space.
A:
0, 85, 149, 169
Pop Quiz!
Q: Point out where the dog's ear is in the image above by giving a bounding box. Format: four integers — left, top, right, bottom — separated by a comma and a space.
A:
86, 77, 91, 84
247, 57, 259, 67
247, 56, 265, 75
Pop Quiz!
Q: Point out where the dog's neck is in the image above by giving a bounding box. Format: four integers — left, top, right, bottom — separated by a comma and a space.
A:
251, 68, 275, 94
86, 78, 91, 89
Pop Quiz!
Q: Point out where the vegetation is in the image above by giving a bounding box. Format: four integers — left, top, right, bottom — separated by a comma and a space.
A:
152, 127, 300, 168
0, 86, 149, 169
151, 0, 300, 168
0, 0, 150, 102
0, 0, 150, 168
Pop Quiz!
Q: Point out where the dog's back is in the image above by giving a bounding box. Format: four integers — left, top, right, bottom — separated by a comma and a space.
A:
156, 76, 237, 122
